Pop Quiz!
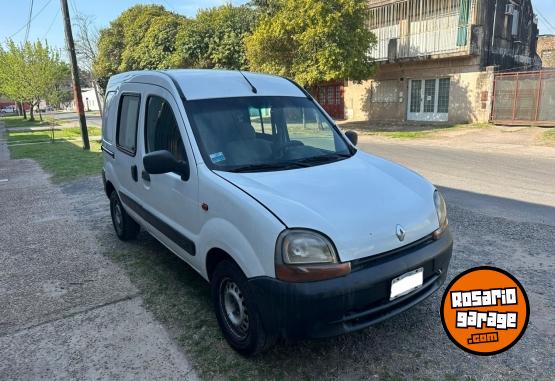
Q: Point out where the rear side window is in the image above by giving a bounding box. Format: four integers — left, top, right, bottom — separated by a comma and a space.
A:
102, 91, 115, 143
145, 96, 186, 162
117, 95, 140, 155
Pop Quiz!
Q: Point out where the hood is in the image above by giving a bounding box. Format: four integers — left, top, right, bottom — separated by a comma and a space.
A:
217, 151, 440, 262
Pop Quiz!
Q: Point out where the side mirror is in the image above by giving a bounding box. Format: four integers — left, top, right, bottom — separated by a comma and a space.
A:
143, 150, 190, 181
345, 130, 358, 146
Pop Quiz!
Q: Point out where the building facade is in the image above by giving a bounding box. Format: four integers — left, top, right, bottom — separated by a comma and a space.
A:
537, 35, 555, 68
342, 0, 539, 124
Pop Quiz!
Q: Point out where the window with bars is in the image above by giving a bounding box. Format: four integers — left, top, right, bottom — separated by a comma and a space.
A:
327, 87, 335, 105
372, 80, 399, 103
319, 88, 326, 105
424, 79, 436, 113
438, 78, 450, 113
410, 80, 422, 113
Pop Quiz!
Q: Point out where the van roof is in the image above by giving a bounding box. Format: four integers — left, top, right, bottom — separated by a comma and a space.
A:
105, 69, 307, 101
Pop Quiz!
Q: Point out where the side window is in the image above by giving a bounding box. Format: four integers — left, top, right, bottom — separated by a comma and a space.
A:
116, 95, 140, 155
102, 91, 115, 143
248, 106, 272, 135
286, 106, 335, 151
145, 96, 186, 162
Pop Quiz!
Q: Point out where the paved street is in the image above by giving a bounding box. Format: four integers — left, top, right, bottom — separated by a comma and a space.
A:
48, 111, 102, 127
357, 137, 555, 226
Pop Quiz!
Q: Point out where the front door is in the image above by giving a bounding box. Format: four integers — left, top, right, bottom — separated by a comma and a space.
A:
312, 82, 345, 120
407, 78, 450, 122
135, 85, 200, 267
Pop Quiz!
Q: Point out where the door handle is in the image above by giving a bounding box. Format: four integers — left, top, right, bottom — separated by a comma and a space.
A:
131, 165, 138, 182
141, 170, 151, 182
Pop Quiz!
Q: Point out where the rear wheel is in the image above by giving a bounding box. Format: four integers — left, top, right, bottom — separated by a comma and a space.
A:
211, 260, 275, 356
109, 191, 140, 241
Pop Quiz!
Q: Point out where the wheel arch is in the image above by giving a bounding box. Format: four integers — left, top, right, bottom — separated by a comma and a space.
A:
205, 248, 238, 282
105, 179, 116, 198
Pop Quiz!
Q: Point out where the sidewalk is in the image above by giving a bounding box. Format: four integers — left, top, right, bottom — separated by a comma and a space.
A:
0, 121, 198, 380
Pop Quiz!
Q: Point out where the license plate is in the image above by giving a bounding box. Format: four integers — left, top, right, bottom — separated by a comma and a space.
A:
390, 268, 424, 301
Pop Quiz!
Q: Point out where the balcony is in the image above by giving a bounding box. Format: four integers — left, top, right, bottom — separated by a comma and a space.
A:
368, 0, 475, 62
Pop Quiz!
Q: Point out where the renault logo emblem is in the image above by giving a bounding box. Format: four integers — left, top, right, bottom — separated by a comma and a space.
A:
396, 225, 406, 241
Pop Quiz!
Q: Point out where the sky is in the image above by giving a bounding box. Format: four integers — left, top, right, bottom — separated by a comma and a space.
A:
0, 0, 554, 52
0, 0, 249, 50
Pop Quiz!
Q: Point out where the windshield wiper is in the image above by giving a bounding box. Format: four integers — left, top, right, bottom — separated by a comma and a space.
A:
227, 161, 310, 173
296, 152, 352, 165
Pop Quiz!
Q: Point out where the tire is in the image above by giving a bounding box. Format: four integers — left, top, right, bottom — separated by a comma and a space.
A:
211, 260, 276, 356
109, 191, 140, 241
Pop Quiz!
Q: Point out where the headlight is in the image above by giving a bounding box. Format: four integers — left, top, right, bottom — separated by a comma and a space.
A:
279, 230, 337, 264
433, 190, 448, 239
275, 229, 350, 282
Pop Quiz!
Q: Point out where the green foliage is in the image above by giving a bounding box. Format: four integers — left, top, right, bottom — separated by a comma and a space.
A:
93, 1, 376, 90
173, 5, 258, 70
93, 5, 188, 86
0, 40, 70, 119
246, 0, 377, 86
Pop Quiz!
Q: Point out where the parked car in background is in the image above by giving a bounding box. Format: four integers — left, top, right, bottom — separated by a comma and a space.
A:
0, 106, 16, 113
102, 69, 453, 356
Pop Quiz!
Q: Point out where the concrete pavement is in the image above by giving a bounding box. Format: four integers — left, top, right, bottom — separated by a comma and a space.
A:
0, 121, 197, 380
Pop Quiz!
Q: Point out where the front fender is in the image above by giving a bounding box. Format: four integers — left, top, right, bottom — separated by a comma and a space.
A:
197, 217, 267, 279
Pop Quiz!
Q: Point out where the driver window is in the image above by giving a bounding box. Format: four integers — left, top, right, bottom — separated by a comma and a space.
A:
285, 106, 335, 151
249, 106, 272, 135
145, 96, 186, 162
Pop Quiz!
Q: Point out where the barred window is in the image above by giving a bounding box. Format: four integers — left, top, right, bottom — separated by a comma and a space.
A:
438, 78, 450, 113
372, 80, 399, 103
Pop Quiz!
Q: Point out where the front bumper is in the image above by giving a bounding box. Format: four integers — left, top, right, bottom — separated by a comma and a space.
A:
248, 231, 453, 339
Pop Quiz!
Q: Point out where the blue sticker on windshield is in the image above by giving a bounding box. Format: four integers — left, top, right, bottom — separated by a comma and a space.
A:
209, 152, 226, 163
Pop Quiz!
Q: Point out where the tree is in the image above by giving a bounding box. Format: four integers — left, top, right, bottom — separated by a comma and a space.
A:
245, 0, 377, 86
0, 40, 27, 117
173, 5, 258, 70
93, 5, 187, 89
75, 14, 104, 115
0, 40, 70, 120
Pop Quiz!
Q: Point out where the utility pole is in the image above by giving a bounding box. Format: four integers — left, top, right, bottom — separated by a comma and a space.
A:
60, 0, 89, 150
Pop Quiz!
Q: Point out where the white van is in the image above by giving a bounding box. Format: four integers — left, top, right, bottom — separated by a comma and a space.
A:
102, 70, 452, 355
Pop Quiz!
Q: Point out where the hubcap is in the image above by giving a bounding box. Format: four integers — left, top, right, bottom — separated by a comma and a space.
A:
220, 279, 249, 339
114, 202, 123, 228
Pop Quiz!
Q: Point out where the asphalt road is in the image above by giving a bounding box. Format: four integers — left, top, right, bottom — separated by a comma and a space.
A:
48, 111, 102, 127
357, 138, 555, 226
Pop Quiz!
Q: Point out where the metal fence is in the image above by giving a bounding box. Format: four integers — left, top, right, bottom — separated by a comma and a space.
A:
491, 70, 555, 127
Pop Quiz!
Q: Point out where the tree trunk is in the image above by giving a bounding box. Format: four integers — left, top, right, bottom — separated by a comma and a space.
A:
29, 104, 35, 121
93, 80, 103, 116
21, 102, 27, 120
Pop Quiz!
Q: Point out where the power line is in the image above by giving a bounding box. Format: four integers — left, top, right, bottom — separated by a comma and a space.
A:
45, 7, 60, 37
69, 0, 78, 15
24, 0, 35, 41
8, 0, 54, 39
536, 11, 555, 34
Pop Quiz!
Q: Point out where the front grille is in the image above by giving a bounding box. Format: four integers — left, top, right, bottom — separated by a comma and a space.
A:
350, 234, 434, 272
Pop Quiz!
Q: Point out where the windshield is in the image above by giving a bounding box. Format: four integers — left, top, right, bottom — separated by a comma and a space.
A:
185, 96, 355, 173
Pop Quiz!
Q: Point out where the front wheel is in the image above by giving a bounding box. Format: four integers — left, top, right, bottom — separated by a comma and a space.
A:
211, 260, 275, 356
109, 191, 140, 241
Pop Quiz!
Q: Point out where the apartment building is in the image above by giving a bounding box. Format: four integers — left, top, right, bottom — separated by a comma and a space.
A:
537, 35, 555, 68
341, 0, 539, 124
